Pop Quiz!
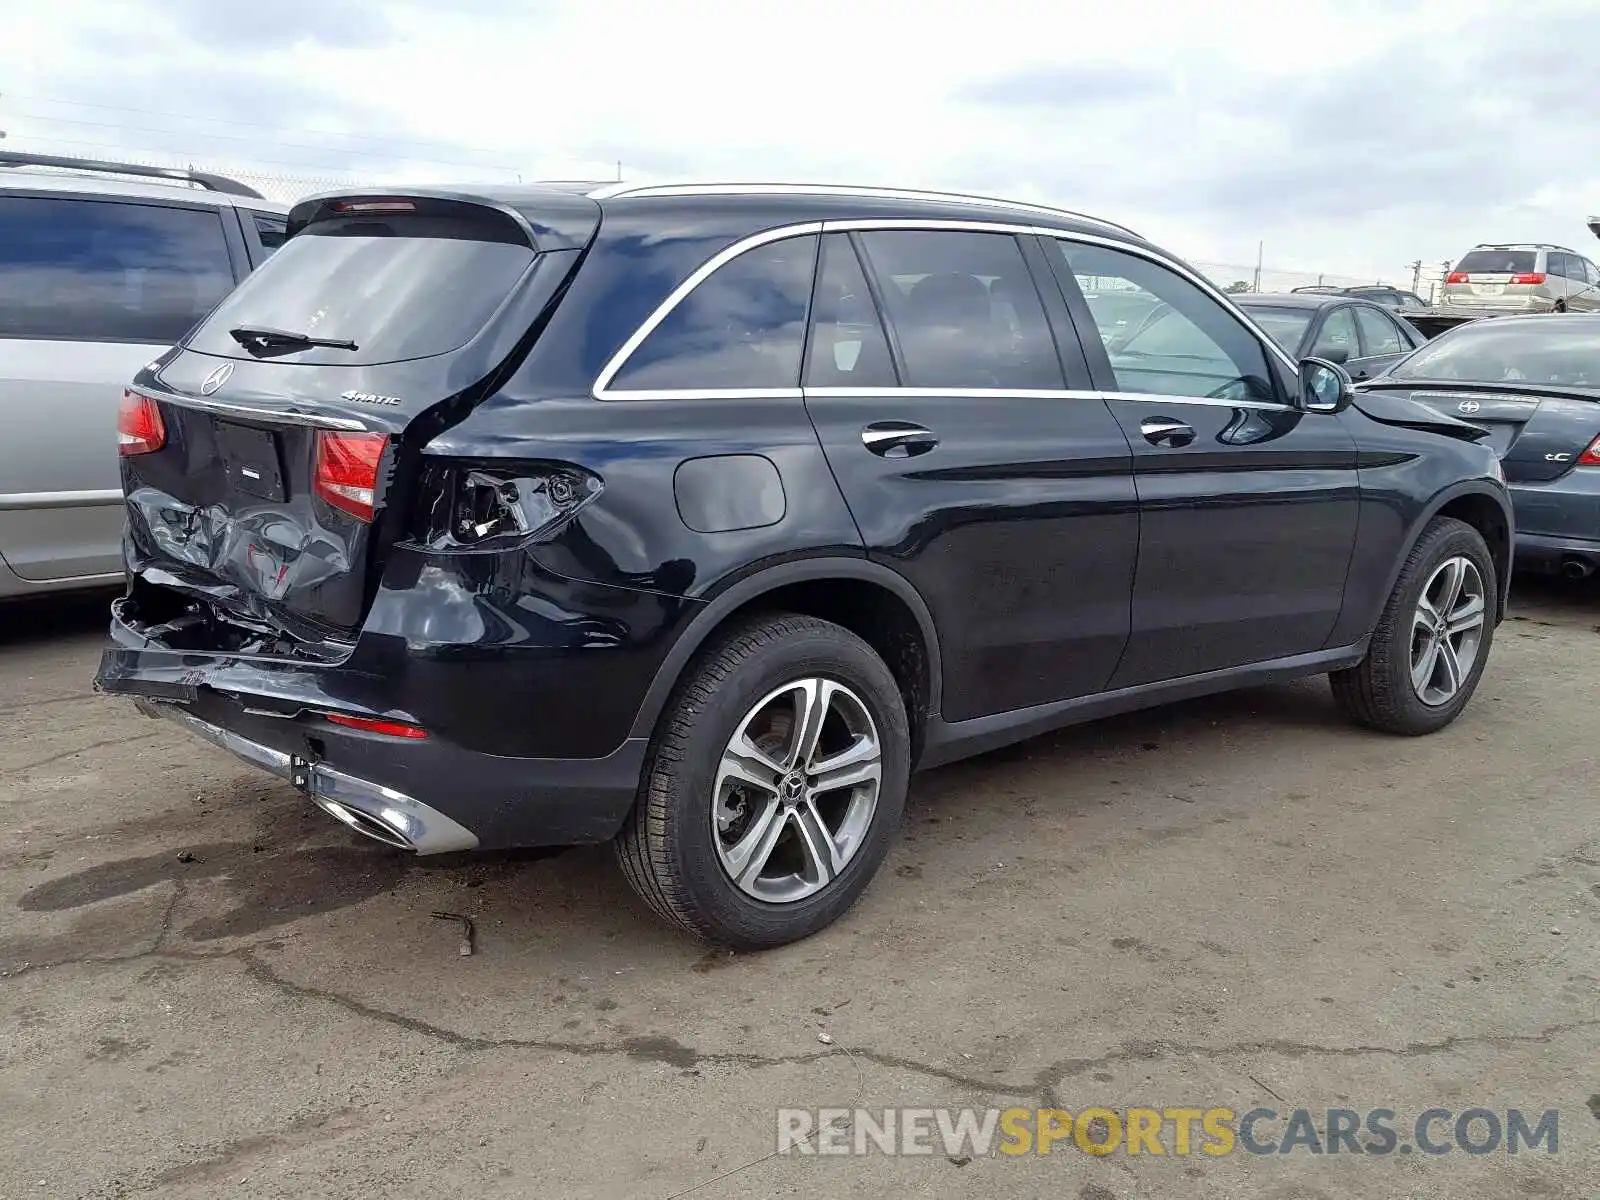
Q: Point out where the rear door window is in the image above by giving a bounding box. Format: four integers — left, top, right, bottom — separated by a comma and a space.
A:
856, 230, 1063, 389
610, 235, 818, 392
804, 234, 897, 388
0, 195, 235, 343
188, 203, 540, 366
1354, 306, 1404, 356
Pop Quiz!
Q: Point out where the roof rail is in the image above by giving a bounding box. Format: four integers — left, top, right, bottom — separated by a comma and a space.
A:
1471, 241, 1576, 253
588, 181, 1140, 238
0, 150, 264, 199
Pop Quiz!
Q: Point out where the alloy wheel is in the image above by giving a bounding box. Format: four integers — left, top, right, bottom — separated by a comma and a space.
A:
1410, 556, 1486, 707
711, 678, 882, 903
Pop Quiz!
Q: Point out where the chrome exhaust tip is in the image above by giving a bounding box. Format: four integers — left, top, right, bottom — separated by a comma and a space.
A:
1559, 556, 1595, 580
309, 794, 415, 850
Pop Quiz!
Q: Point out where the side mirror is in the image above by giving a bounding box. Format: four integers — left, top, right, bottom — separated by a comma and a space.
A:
1299, 357, 1354, 414
1319, 344, 1350, 365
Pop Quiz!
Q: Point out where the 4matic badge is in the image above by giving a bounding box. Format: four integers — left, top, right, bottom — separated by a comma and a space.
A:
340, 390, 403, 407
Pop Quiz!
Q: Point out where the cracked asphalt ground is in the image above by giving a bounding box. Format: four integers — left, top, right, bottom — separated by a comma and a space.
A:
2, 585, 1597, 1200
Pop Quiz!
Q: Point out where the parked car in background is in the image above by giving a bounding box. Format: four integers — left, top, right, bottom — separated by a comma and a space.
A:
1213, 292, 1425, 382
1439, 244, 1600, 316
0, 151, 288, 598
1291, 284, 1431, 314
1355, 313, 1600, 579
97, 181, 1509, 948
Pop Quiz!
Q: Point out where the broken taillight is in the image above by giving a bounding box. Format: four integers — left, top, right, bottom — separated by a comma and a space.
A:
314, 430, 388, 522
414, 464, 602, 549
117, 389, 166, 456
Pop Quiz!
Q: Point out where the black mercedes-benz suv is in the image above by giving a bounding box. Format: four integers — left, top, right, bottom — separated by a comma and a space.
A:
97, 182, 1512, 947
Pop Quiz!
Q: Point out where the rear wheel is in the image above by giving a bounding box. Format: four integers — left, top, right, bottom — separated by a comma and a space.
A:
1330, 517, 1495, 735
615, 613, 910, 948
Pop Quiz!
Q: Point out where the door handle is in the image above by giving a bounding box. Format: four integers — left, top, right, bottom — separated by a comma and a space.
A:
862, 421, 939, 458
1140, 417, 1195, 448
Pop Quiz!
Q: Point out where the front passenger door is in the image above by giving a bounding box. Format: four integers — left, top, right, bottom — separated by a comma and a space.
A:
1040, 238, 1360, 687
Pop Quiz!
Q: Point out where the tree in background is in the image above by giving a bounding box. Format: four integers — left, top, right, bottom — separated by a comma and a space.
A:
1223, 281, 1250, 294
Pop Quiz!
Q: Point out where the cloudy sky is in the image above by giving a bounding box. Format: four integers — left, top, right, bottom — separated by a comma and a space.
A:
4, 0, 1598, 285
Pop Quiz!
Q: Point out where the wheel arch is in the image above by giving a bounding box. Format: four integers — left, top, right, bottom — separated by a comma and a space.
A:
628, 557, 943, 762
1386, 483, 1513, 623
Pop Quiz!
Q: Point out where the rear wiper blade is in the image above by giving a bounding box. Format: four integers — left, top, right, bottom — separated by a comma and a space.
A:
228, 325, 358, 353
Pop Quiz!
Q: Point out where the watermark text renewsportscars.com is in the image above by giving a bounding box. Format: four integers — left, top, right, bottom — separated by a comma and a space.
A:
776, 1106, 1560, 1158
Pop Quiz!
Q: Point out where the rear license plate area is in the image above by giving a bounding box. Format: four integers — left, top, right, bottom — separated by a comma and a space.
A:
216, 422, 287, 502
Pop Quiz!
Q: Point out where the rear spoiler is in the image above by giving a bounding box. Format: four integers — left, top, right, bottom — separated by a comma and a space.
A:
287, 187, 600, 252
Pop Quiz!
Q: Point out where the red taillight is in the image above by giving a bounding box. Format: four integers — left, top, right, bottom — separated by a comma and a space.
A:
117, 389, 166, 456
1446, 271, 1470, 284
1510, 272, 1546, 285
323, 712, 428, 739
1577, 435, 1600, 466
333, 199, 415, 214
314, 430, 388, 522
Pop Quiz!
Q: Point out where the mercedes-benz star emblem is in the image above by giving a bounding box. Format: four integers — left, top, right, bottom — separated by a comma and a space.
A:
1457, 399, 1481, 414
200, 362, 235, 395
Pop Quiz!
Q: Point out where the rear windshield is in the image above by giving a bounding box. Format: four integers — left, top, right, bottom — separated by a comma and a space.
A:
186, 213, 535, 365
1454, 250, 1536, 275
1236, 304, 1314, 351
1391, 321, 1600, 388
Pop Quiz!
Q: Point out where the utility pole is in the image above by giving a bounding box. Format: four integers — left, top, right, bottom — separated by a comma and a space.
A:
1252, 240, 1263, 292
1409, 259, 1422, 294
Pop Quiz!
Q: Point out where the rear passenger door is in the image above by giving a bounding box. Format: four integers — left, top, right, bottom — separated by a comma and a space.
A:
0, 193, 242, 583
1350, 304, 1410, 380
1040, 237, 1359, 687
802, 228, 1137, 722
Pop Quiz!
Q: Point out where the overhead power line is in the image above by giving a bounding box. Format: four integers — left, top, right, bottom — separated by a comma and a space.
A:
6, 109, 523, 173
5, 90, 528, 162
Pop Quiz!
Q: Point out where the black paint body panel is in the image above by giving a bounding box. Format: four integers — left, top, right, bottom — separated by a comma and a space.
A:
96, 185, 1514, 850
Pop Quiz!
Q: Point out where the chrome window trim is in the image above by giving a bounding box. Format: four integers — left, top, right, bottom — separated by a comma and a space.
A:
804, 386, 1287, 411
591, 221, 823, 399
594, 217, 1300, 403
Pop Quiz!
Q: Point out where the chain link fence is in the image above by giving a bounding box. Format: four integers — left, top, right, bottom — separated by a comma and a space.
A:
10, 144, 1442, 296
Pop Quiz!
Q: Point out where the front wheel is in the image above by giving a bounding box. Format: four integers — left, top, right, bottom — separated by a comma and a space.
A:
1330, 517, 1496, 735
615, 613, 910, 948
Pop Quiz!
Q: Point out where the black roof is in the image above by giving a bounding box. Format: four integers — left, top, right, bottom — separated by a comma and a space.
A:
289, 181, 1156, 255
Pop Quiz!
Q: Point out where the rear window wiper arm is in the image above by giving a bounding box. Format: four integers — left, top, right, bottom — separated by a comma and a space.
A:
228, 325, 359, 353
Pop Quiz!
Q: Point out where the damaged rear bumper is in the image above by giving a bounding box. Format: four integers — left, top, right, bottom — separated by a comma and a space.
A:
97, 598, 649, 851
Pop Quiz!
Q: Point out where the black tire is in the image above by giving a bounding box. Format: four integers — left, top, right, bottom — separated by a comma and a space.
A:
1330, 516, 1496, 735
614, 613, 910, 949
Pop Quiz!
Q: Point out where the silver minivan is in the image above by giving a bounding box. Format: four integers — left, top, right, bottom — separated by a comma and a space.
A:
0, 152, 287, 598
1439, 243, 1600, 316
